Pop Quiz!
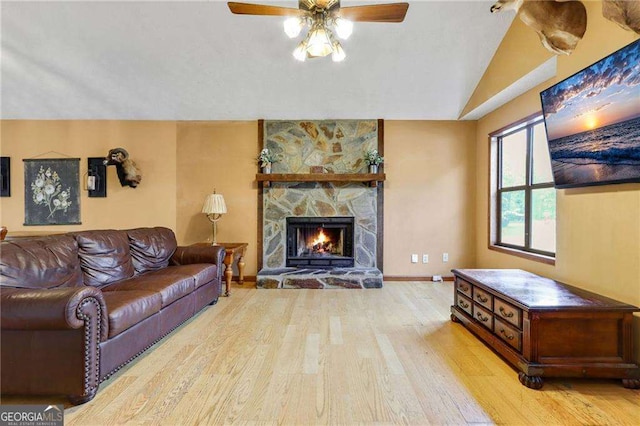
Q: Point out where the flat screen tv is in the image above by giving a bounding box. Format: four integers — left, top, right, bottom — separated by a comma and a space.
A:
540, 39, 640, 189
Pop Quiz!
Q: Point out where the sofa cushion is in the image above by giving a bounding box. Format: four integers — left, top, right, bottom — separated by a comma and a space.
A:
127, 227, 178, 274
74, 230, 135, 287
0, 236, 83, 289
165, 264, 218, 288
101, 290, 162, 338
102, 272, 194, 308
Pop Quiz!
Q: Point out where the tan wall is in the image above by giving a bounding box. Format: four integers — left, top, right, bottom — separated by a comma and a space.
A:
384, 121, 477, 277
174, 120, 478, 278
475, 2, 640, 359
176, 121, 259, 276
1, 120, 477, 279
461, 16, 553, 118
0, 120, 177, 232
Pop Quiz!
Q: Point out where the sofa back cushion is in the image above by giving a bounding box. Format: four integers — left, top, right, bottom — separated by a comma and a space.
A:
0, 235, 83, 289
74, 230, 134, 287
127, 227, 177, 274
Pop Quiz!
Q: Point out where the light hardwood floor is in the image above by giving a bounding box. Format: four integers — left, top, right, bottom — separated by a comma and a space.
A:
5, 282, 640, 425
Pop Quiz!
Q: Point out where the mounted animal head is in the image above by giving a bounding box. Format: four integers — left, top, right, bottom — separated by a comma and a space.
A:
603, 0, 640, 34
491, 0, 587, 55
103, 148, 142, 188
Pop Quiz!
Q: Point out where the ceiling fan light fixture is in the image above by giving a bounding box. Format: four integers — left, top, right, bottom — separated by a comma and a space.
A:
283, 16, 304, 38
293, 39, 308, 61
331, 41, 346, 62
306, 26, 333, 57
333, 17, 353, 40
228, 1, 410, 61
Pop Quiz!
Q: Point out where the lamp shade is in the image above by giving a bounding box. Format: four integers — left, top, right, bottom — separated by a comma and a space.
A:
293, 39, 308, 61
332, 41, 346, 62
306, 26, 333, 57
202, 193, 227, 215
284, 17, 304, 38
334, 18, 353, 40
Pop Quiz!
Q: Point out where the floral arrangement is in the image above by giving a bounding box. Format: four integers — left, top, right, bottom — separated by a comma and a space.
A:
257, 148, 280, 168
364, 149, 384, 166
31, 166, 72, 219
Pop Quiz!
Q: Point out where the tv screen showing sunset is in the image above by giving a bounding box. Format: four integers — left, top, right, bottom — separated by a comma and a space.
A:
540, 39, 640, 188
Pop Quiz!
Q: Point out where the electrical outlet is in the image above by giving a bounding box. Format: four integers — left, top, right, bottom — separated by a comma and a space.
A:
411, 254, 418, 263
443, 253, 449, 262
422, 254, 429, 263
433, 275, 443, 282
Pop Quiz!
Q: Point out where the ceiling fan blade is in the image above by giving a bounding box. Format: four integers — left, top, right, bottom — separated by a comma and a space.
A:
228, 2, 301, 17
338, 3, 409, 23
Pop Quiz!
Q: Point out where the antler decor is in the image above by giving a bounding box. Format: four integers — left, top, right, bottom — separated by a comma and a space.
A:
603, 0, 640, 34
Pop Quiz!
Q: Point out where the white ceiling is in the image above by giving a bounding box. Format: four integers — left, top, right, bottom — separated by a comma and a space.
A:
0, 1, 514, 120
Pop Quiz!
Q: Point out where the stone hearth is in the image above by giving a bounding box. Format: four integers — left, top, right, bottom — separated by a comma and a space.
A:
257, 267, 383, 289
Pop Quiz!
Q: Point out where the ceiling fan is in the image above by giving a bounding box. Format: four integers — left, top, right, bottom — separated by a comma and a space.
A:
228, 1, 409, 62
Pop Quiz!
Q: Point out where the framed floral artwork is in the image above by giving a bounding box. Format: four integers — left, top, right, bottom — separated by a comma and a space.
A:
24, 158, 81, 225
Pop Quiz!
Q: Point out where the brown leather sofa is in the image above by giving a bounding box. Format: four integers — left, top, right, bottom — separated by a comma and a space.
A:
0, 227, 225, 404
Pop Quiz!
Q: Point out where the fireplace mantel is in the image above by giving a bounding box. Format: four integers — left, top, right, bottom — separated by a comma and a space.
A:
256, 173, 386, 187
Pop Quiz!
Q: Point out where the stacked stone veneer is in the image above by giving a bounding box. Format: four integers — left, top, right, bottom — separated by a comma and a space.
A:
261, 120, 380, 277
257, 267, 383, 289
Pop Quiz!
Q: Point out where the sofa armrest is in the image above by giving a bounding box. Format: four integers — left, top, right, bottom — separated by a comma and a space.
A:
1, 286, 106, 404
1, 286, 108, 341
170, 245, 226, 281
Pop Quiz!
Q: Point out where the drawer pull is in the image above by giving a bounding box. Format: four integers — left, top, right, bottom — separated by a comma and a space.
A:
476, 311, 489, 322
476, 294, 489, 303
459, 300, 470, 309
459, 284, 470, 292
499, 306, 514, 318
499, 328, 514, 340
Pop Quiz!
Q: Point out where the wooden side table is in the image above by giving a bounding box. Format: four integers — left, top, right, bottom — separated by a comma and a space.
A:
192, 242, 248, 297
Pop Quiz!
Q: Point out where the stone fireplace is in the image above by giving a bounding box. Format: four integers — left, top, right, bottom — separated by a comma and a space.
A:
257, 119, 384, 289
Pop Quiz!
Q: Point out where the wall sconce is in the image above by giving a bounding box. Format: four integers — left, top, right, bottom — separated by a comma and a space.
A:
87, 157, 107, 197
0, 157, 10, 197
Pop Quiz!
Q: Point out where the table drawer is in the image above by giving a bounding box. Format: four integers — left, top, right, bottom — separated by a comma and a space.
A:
494, 298, 522, 329
456, 278, 473, 298
473, 287, 493, 310
473, 304, 493, 330
456, 294, 473, 316
494, 318, 522, 352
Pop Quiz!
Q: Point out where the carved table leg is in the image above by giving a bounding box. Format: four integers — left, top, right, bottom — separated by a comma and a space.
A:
622, 379, 640, 389
518, 372, 544, 389
237, 250, 246, 285
223, 252, 232, 297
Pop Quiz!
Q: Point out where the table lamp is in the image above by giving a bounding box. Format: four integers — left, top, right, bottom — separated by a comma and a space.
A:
202, 190, 227, 245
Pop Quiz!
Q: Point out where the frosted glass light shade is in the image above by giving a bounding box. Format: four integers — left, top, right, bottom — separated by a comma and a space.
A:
332, 41, 346, 62
202, 193, 227, 215
306, 27, 333, 57
334, 18, 353, 39
284, 17, 303, 38
293, 39, 308, 61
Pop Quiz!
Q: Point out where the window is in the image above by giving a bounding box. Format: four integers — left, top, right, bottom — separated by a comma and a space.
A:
490, 114, 556, 262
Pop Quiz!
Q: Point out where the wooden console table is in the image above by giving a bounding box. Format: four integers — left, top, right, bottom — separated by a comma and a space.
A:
451, 269, 640, 389
193, 243, 247, 297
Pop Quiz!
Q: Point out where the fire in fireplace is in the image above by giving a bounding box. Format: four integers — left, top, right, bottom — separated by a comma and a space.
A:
286, 217, 354, 267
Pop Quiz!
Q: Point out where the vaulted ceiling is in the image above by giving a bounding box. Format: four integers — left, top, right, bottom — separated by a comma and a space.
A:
1, 1, 514, 120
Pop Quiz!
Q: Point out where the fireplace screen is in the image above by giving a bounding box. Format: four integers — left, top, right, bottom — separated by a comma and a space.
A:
286, 217, 355, 267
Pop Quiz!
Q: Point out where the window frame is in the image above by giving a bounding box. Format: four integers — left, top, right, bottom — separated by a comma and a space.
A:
489, 113, 556, 265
